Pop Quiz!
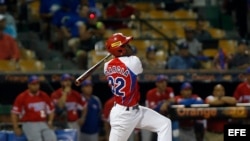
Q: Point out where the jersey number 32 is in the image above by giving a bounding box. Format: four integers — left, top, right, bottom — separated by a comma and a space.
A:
108, 77, 126, 97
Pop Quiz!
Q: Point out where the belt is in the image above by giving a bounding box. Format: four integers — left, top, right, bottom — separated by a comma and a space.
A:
114, 103, 139, 111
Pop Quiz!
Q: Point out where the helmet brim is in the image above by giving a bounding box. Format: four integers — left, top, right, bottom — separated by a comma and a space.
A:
123, 36, 133, 46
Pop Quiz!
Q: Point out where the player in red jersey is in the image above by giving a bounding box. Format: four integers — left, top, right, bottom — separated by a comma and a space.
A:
11, 75, 57, 141
103, 33, 172, 141
51, 73, 87, 141
204, 84, 236, 141
233, 67, 250, 103
142, 74, 175, 141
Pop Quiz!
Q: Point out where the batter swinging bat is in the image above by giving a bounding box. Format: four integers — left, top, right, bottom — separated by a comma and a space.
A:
75, 53, 112, 86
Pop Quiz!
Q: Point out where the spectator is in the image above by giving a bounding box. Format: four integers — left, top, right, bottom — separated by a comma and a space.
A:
212, 48, 232, 70
204, 84, 236, 141
102, 96, 139, 141
105, 0, 139, 30
62, 0, 102, 18
142, 74, 175, 141
141, 45, 166, 70
39, 0, 61, 41
79, 80, 102, 141
0, 2, 17, 38
167, 42, 199, 69
177, 27, 203, 57
229, 39, 250, 70
61, 4, 105, 69
174, 82, 204, 141
195, 18, 212, 41
11, 75, 57, 141
0, 14, 20, 62
51, 73, 87, 141
233, 67, 250, 103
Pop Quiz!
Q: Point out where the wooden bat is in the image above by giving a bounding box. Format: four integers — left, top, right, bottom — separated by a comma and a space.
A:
75, 53, 112, 86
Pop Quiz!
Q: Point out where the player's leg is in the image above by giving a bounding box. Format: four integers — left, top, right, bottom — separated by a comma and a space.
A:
22, 122, 43, 141
136, 106, 172, 141
39, 122, 57, 141
109, 105, 140, 141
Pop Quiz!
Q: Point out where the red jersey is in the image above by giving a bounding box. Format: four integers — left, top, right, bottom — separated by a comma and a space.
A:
102, 97, 115, 122
104, 56, 143, 107
0, 33, 20, 60
51, 88, 87, 121
205, 95, 228, 132
11, 90, 54, 122
233, 82, 250, 103
146, 87, 174, 109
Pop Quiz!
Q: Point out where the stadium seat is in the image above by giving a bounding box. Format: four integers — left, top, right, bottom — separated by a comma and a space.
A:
202, 48, 218, 58
207, 28, 226, 39
130, 40, 152, 56
28, 0, 40, 21
0, 60, 17, 72
148, 10, 171, 19
115, 28, 140, 38
132, 2, 154, 12
218, 39, 237, 55
19, 59, 45, 72
171, 9, 197, 19
20, 48, 36, 60
104, 29, 115, 39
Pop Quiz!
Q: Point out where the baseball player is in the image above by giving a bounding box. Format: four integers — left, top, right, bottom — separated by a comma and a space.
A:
103, 33, 172, 141
79, 80, 102, 141
51, 73, 87, 141
11, 75, 57, 141
143, 74, 175, 141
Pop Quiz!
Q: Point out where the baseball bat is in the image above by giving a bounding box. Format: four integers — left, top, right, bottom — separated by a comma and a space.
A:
75, 53, 112, 86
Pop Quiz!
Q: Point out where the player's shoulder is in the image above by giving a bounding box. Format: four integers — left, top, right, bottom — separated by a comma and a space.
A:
71, 89, 81, 96
147, 88, 157, 95
166, 87, 174, 92
39, 90, 50, 97
16, 90, 29, 99
237, 82, 247, 88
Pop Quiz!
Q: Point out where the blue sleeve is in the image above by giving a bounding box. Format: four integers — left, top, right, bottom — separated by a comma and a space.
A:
154, 102, 164, 112
168, 56, 176, 69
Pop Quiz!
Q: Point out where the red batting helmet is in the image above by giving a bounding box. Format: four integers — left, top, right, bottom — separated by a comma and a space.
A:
105, 33, 133, 57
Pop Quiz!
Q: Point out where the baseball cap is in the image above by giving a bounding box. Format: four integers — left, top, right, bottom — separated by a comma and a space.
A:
28, 75, 40, 84
81, 80, 92, 87
180, 82, 192, 90
156, 74, 168, 82
61, 73, 72, 81
238, 39, 249, 46
0, 14, 5, 21
178, 42, 189, 50
146, 45, 157, 53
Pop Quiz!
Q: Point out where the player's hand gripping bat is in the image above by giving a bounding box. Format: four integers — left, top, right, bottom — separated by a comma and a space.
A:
75, 53, 112, 86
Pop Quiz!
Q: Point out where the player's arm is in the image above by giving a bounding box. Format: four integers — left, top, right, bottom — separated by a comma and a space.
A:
57, 87, 70, 109
233, 85, 241, 102
11, 96, 23, 136
205, 96, 225, 106
45, 94, 56, 128
77, 93, 88, 126
221, 96, 237, 105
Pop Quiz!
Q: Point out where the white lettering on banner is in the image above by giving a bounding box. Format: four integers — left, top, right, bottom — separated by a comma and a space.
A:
28, 102, 46, 111
228, 129, 246, 136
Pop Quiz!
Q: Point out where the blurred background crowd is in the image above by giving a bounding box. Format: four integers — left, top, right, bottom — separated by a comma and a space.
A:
0, 0, 249, 72
0, 0, 250, 141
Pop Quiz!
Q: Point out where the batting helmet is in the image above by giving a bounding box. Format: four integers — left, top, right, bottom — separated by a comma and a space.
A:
105, 33, 133, 57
